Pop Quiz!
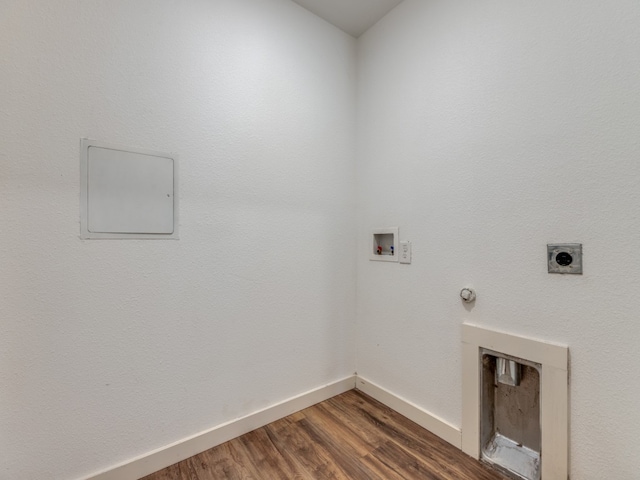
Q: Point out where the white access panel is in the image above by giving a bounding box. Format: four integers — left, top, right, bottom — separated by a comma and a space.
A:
80, 139, 178, 239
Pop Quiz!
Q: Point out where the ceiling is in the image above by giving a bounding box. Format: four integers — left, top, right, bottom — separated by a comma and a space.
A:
291, 0, 404, 38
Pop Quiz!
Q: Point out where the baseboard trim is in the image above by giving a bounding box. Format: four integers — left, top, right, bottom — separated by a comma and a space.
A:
85, 376, 357, 480
355, 376, 462, 449
85, 375, 463, 479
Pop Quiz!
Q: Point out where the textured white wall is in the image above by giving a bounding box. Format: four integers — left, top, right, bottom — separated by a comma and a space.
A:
0, 1, 356, 478
356, 1, 640, 478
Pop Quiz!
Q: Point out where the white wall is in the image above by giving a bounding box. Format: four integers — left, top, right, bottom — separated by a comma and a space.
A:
0, 1, 356, 478
6, 0, 640, 478
356, 1, 640, 478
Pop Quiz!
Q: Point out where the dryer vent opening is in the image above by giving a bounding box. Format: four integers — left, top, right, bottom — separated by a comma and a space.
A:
481, 350, 541, 480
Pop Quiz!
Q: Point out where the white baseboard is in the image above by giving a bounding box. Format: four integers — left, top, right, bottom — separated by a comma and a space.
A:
85, 376, 356, 480
355, 376, 462, 449
84, 375, 463, 480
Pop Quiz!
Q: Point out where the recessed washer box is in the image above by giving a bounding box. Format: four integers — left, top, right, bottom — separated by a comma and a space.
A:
370, 227, 398, 262
80, 139, 179, 239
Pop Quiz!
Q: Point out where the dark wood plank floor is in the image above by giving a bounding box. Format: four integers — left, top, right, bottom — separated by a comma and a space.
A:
141, 390, 506, 480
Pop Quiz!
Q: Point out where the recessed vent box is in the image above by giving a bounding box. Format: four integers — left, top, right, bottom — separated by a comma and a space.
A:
481, 350, 541, 480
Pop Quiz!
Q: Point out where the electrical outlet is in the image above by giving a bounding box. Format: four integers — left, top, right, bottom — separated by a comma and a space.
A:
548, 243, 582, 274
399, 241, 411, 264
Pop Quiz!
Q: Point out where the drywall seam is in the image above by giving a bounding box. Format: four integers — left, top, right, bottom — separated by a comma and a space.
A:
84, 376, 357, 480
355, 376, 462, 448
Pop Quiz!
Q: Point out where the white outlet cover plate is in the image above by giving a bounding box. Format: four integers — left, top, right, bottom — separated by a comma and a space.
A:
399, 241, 411, 264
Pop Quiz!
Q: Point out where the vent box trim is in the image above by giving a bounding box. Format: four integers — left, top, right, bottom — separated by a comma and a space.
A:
462, 324, 568, 480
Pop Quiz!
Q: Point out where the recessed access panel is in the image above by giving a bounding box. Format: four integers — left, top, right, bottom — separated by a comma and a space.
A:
80, 139, 178, 239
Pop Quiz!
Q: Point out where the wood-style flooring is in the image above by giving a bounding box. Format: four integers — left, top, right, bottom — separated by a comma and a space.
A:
141, 390, 506, 480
